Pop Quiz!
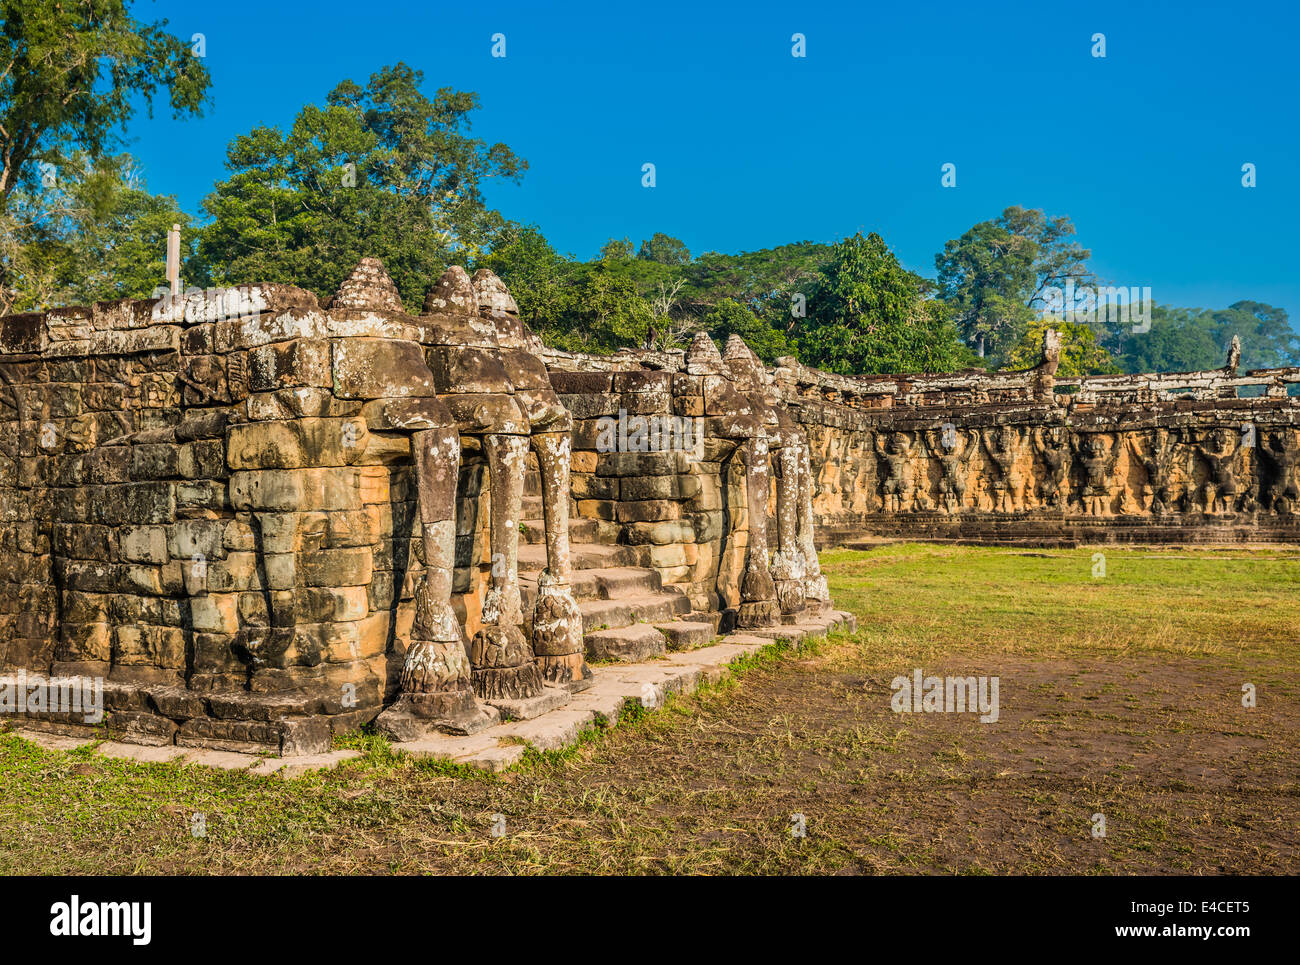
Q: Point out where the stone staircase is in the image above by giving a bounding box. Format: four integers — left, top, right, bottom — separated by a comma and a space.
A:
517, 495, 717, 664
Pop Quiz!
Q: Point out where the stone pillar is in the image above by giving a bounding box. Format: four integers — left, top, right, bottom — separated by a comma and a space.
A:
529, 430, 590, 688
797, 443, 830, 613
469, 432, 542, 699
737, 436, 778, 628
770, 443, 806, 617
377, 426, 482, 738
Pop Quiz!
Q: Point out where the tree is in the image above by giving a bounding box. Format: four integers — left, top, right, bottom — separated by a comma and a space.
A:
474, 223, 577, 332
998, 205, 1095, 308
1104, 305, 1222, 374
0, 0, 209, 311
598, 237, 635, 261
193, 63, 525, 307
799, 232, 972, 375
682, 241, 831, 325
1208, 301, 1299, 370
1004, 318, 1120, 376
0, 152, 190, 313
0, 0, 210, 204
561, 261, 654, 353
637, 232, 691, 265
935, 206, 1094, 364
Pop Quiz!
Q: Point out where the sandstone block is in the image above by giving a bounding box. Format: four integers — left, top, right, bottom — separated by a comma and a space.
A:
229, 468, 363, 512
615, 500, 681, 523
334, 338, 438, 399
167, 519, 225, 561
226, 418, 368, 470
119, 525, 167, 564
624, 520, 695, 545
191, 594, 240, 635
301, 548, 373, 588
248, 338, 332, 391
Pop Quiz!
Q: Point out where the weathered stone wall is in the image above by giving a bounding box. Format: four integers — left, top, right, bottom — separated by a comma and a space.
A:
0, 263, 831, 753
0, 279, 437, 753
8, 263, 1294, 756
777, 336, 1300, 545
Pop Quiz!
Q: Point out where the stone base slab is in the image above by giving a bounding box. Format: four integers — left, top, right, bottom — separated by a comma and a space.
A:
485, 685, 571, 721
2, 611, 857, 777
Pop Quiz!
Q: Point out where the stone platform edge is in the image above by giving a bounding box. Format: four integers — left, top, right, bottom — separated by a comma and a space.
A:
2, 611, 858, 779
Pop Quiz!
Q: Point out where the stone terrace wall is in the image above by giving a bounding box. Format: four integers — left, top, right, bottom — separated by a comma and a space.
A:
6, 261, 1295, 757
777, 335, 1300, 545
0, 264, 832, 754
0, 280, 432, 753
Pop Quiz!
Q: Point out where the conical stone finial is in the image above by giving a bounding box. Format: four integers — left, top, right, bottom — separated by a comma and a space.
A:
686, 331, 726, 375
724, 333, 760, 362
423, 265, 479, 316
472, 268, 530, 349
470, 269, 519, 316
331, 257, 405, 313
724, 334, 766, 386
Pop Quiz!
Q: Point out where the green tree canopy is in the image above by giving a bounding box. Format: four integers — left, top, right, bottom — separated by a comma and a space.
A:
935, 206, 1093, 364
1093, 299, 1299, 375
1208, 301, 1299, 370
700, 297, 789, 363
1004, 317, 1120, 376
561, 260, 655, 353
0, 0, 210, 204
193, 63, 525, 307
0, 0, 209, 312
1102, 305, 1223, 373
474, 223, 577, 332
636, 232, 690, 265
798, 232, 972, 375
0, 152, 190, 313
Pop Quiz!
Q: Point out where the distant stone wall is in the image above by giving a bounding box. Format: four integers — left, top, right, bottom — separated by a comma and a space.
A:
776, 336, 1300, 545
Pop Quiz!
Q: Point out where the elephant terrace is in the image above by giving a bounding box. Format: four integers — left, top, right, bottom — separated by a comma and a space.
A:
1, 259, 1296, 759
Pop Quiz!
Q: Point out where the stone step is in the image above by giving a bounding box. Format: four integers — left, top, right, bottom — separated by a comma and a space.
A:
519, 515, 620, 546
580, 590, 690, 634
686, 610, 724, 634
579, 566, 663, 600
519, 565, 664, 609
517, 542, 641, 574
584, 623, 667, 662
653, 621, 716, 651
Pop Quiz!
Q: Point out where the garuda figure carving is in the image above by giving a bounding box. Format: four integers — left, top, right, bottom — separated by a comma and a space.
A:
876, 431, 916, 513
1127, 428, 1183, 515
924, 425, 977, 514
1260, 429, 1300, 514
1032, 426, 1071, 510
1073, 433, 1119, 516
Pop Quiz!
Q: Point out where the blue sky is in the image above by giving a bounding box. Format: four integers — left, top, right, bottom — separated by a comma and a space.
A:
128, 0, 1298, 319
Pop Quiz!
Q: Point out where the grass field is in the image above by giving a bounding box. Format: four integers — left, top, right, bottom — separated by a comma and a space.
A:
2, 543, 1297, 875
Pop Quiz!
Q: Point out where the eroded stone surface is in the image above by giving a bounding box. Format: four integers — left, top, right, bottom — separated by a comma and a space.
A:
16, 251, 1291, 758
